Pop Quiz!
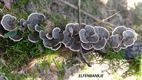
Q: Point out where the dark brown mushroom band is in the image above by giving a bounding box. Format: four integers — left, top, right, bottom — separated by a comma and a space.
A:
0, 13, 138, 52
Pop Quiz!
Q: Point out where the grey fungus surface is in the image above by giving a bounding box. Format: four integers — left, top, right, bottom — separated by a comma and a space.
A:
109, 26, 138, 51
1, 14, 17, 31
63, 23, 85, 52
28, 33, 39, 43
9, 33, 23, 42
27, 13, 45, 32
19, 18, 28, 31
0, 12, 138, 52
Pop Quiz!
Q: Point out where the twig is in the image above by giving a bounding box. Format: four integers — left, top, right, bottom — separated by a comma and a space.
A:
78, 0, 81, 25
102, 11, 120, 21
60, 0, 115, 27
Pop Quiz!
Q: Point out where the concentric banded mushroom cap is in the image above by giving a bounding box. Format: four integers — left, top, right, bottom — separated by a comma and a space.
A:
79, 29, 89, 43
94, 26, 109, 40
27, 13, 45, 32
68, 39, 81, 52
112, 26, 127, 40
79, 25, 99, 43
19, 18, 28, 31
109, 34, 122, 48
64, 23, 85, 36
28, 32, 39, 43
27, 13, 45, 27
52, 27, 61, 39
9, 33, 23, 42
93, 38, 107, 50
1, 14, 17, 31
63, 23, 85, 51
43, 38, 53, 48
122, 30, 138, 47
52, 27, 63, 41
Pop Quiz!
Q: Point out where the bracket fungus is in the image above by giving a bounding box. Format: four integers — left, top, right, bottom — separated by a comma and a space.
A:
80, 25, 109, 50
27, 13, 46, 31
93, 26, 109, 50
9, 31, 23, 42
1, 14, 17, 31
28, 32, 39, 43
122, 30, 137, 47
39, 27, 63, 51
109, 26, 138, 51
18, 18, 28, 31
79, 25, 99, 43
63, 23, 86, 52
0, 12, 138, 53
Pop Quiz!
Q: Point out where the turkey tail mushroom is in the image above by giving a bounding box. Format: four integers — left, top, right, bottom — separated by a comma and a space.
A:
122, 30, 138, 47
27, 13, 46, 31
9, 32, 23, 42
63, 23, 84, 52
109, 26, 138, 52
18, 18, 28, 31
28, 32, 39, 43
1, 14, 17, 31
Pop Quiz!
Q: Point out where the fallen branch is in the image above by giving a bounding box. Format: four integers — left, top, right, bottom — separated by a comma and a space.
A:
102, 11, 120, 21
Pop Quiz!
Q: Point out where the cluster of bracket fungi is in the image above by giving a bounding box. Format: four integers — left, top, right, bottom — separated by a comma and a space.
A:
0, 12, 138, 52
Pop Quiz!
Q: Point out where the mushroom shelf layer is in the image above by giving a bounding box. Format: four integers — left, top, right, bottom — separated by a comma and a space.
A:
0, 13, 138, 52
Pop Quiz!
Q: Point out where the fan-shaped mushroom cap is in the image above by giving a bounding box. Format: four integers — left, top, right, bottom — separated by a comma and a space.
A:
109, 34, 122, 48
81, 43, 92, 50
63, 23, 86, 52
43, 38, 53, 48
28, 32, 39, 43
93, 38, 107, 50
52, 27, 63, 41
94, 26, 109, 40
1, 14, 17, 31
27, 13, 45, 31
62, 30, 71, 46
112, 26, 127, 39
19, 18, 28, 31
63, 23, 81, 46
52, 27, 61, 39
68, 39, 81, 52
43, 38, 61, 50
79, 25, 99, 43
112, 26, 127, 35
79, 29, 89, 43
9, 33, 23, 42
27, 13, 45, 26
64, 23, 85, 36
39, 30, 62, 50
122, 30, 138, 47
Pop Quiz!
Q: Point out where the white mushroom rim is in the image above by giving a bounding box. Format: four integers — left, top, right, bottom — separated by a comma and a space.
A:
1, 14, 17, 31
